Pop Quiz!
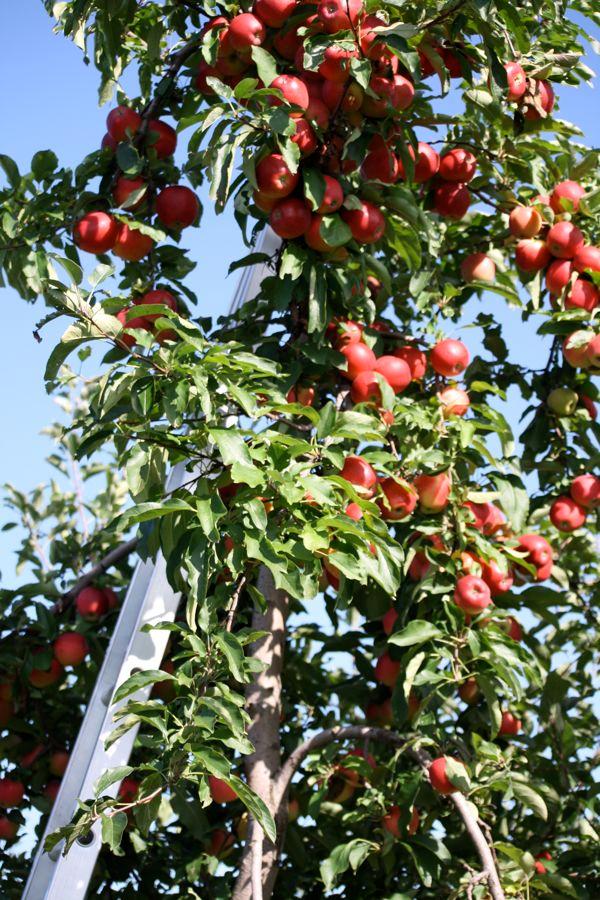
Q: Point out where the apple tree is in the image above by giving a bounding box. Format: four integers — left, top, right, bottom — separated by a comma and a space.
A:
0, 0, 599, 897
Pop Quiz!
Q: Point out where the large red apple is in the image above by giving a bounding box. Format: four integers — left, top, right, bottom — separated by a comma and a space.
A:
515, 533, 553, 580
573, 244, 600, 274
76, 586, 108, 619
73, 212, 118, 254
374, 653, 400, 687
29, 655, 63, 689
393, 346, 427, 380
113, 176, 146, 211
549, 179, 585, 213
378, 478, 417, 520
373, 356, 411, 392
340, 455, 377, 497
209, 775, 238, 804
341, 201, 385, 243
106, 105, 141, 142
269, 198, 312, 238
434, 182, 470, 218
546, 258, 574, 295
504, 62, 527, 100
460, 253, 495, 282
438, 148, 477, 182
317, 0, 362, 33
53, 632, 89, 667
570, 474, 600, 509
145, 119, 177, 159
550, 496, 586, 532
414, 472, 451, 513
155, 185, 200, 229
269, 74, 310, 112
113, 223, 154, 261
339, 342, 376, 380
562, 332, 592, 368
0, 816, 18, 841
546, 221, 584, 259
256, 153, 299, 199
253, 0, 297, 28
430, 339, 470, 376
0, 779, 24, 809
515, 238, 551, 272
454, 574, 492, 614
509, 205, 542, 238
428, 757, 466, 795
227, 13, 265, 50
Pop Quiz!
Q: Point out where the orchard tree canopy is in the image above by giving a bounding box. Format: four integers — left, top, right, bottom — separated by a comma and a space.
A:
0, 0, 599, 897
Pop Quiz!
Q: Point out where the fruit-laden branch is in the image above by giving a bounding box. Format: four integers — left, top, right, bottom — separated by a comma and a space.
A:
274, 728, 506, 900
51, 537, 138, 614
137, 34, 203, 137
232, 568, 289, 900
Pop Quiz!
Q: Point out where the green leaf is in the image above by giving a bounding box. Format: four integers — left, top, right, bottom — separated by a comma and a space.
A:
303, 168, 326, 210
113, 670, 175, 705
101, 811, 128, 852
512, 781, 548, 820
214, 630, 246, 683
491, 474, 529, 532
250, 46, 278, 86
320, 839, 377, 890
388, 620, 442, 647
227, 775, 277, 843
95, 766, 134, 797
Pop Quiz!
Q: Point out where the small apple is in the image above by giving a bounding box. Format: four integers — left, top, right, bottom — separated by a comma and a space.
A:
112, 223, 154, 261
515, 533, 553, 581
546, 221, 584, 259
382, 804, 419, 837
209, 775, 237, 804
340, 456, 378, 497
547, 388, 578, 416
458, 677, 481, 705
460, 253, 496, 282
155, 185, 200, 229
414, 472, 451, 513
49, 751, 70, 778
269, 198, 312, 238
227, 13, 266, 51
256, 153, 299, 198
378, 478, 417, 520
373, 356, 411, 392
546, 258, 574, 295
106, 105, 141, 142
73, 211, 118, 255
498, 711, 521, 736
438, 148, 477, 182
145, 119, 177, 159
562, 331, 593, 368
0, 779, 24, 809
433, 182, 470, 218
393, 346, 427, 380
341, 201, 386, 243
438, 386, 470, 416
374, 653, 400, 687
509, 205, 542, 238
53, 632, 89, 667
549, 179, 585, 213
515, 238, 551, 272
29, 654, 63, 689
428, 757, 467, 795
76, 586, 108, 619
504, 62, 527, 100
339, 342, 377, 380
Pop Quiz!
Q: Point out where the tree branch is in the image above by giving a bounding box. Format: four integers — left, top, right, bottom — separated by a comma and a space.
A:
51, 537, 138, 614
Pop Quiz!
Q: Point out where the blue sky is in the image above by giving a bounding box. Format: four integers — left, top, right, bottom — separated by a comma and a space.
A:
0, 6, 598, 586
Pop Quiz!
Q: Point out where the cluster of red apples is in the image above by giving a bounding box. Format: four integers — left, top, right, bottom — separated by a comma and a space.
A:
549, 473, 600, 533
0, 584, 118, 841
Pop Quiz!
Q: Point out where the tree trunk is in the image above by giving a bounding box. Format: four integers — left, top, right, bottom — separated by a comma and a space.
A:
232, 567, 289, 900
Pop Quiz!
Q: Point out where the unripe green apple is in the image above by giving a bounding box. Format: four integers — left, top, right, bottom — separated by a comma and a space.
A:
547, 387, 578, 416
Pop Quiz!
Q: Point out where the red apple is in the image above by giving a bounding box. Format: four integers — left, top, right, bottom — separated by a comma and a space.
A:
113, 223, 154, 261
209, 775, 238, 804
480, 559, 513, 596
339, 342, 377, 379
454, 574, 492, 614
579, 394, 597, 419
287, 384, 315, 406
546, 221, 584, 259
546, 258, 574, 295
145, 119, 177, 159
328, 319, 363, 347
464, 501, 504, 535
316, 175, 344, 213
155, 185, 200, 229
341, 201, 385, 243
458, 677, 481, 705
0, 779, 24, 808
340, 455, 377, 497
430, 339, 470, 377
134, 289, 178, 322
269, 74, 310, 112
414, 472, 451, 513
317, 0, 362, 33
29, 655, 63, 689
433, 182, 470, 218
498, 711, 521, 736
397, 142, 440, 183
534, 851, 552, 875
438, 386, 470, 416
49, 751, 70, 777
106, 105, 141, 142
118, 776, 140, 803
460, 253, 495, 282
549, 179, 585, 213
291, 117, 317, 155
505, 616, 523, 642
0, 816, 18, 841
374, 653, 400, 687
382, 804, 419, 837
73, 211, 118, 254
438, 148, 477, 182
227, 13, 265, 50
209, 828, 235, 858
515, 533, 553, 580
570, 474, 600, 509
562, 331, 592, 367
256, 153, 299, 199
53, 632, 89, 667
318, 45, 357, 83
361, 143, 400, 184
76, 586, 108, 619
586, 334, 600, 368
253, 0, 297, 28
113, 176, 146, 211
550, 496, 586, 532
345, 502, 363, 521
515, 238, 551, 272
269, 198, 312, 238
350, 370, 382, 404
393, 346, 427, 380
524, 79, 555, 119
509, 205, 542, 238
382, 607, 398, 635
505, 62, 527, 100
573, 244, 600, 274
428, 757, 466, 795
378, 478, 417, 520
373, 356, 411, 392
565, 278, 598, 311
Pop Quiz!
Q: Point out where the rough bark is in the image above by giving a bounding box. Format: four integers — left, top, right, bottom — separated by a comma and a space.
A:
232, 567, 289, 900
